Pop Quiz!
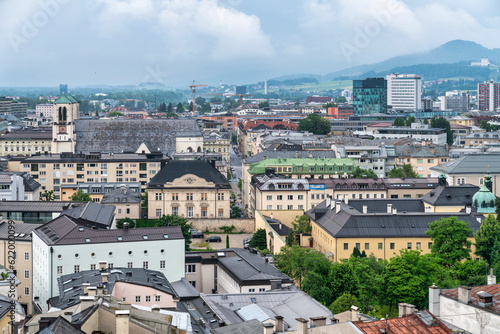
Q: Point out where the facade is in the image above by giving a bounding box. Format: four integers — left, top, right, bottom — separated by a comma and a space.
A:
203, 134, 230, 163
439, 93, 469, 112
464, 131, 500, 147
147, 160, 231, 219
326, 105, 353, 119
52, 93, 79, 153
478, 80, 500, 111
60, 181, 141, 202
0, 127, 52, 156
333, 145, 393, 177
0, 172, 40, 201
352, 78, 387, 115
394, 145, 450, 178
373, 123, 447, 145
35, 104, 54, 117
386, 73, 422, 111
0, 97, 27, 114
101, 185, 142, 219
32, 216, 185, 312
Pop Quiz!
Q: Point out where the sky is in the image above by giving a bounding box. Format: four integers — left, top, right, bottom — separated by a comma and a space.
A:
0, 0, 499, 88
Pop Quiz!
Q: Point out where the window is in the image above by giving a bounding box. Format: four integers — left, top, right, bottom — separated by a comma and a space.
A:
186, 193, 193, 201
390, 195, 398, 199
378, 243, 383, 250
91, 264, 96, 270
156, 209, 162, 218
155, 295, 161, 302
201, 193, 208, 200
143, 261, 149, 269
74, 265, 80, 273
118, 208, 122, 214
298, 195, 304, 200
155, 193, 162, 200
266, 195, 272, 201
186, 264, 196, 273
24, 287, 29, 296
146, 296, 151, 302
407, 242, 412, 250
356, 243, 360, 249
135, 296, 141, 302
187, 207, 193, 218
365, 243, 369, 250
127, 262, 133, 268
172, 207, 178, 216
266, 205, 273, 210
108, 263, 113, 268
218, 208, 224, 217
57, 266, 63, 275
259, 288, 266, 292
217, 193, 224, 200
390, 243, 395, 250
416, 242, 421, 250
24, 252, 29, 261
287, 195, 293, 200
160, 260, 165, 269
277, 205, 283, 210
277, 195, 283, 201
428, 159, 434, 163
417, 159, 423, 163
287, 205, 293, 210
344, 243, 348, 250
24, 270, 29, 279
126, 208, 130, 214
311, 194, 314, 200
428, 242, 433, 249
172, 193, 179, 201
249, 288, 256, 292
298, 205, 304, 210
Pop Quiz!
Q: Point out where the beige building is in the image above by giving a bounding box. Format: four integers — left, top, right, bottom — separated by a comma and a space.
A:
147, 160, 231, 219
60, 182, 141, 202
9, 152, 167, 200
0, 128, 52, 157
203, 134, 230, 163
52, 93, 79, 153
0, 221, 42, 315
102, 185, 141, 219
464, 132, 500, 147
395, 145, 449, 178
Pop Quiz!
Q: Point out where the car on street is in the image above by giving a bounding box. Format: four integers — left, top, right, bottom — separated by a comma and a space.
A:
189, 229, 204, 238
243, 237, 251, 249
205, 236, 222, 243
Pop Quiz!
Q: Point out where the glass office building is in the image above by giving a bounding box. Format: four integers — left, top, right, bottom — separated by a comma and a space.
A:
353, 78, 387, 115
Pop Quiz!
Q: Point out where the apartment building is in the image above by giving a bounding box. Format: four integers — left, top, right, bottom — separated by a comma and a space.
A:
9, 152, 167, 199
333, 145, 394, 177
60, 181, 141, 201
0, 171, 40, 201
0, 128, 52, 156
478, 80, 500, 111
102, 185, 141, 219
203, 134, 230, 163
373, 123, 447, 145
352, 77, 387, 115
147, 160, 231, 219
35, 104, 53, 117
464, 131, 500, 147
394, 145, 450, 177
386, 73, 422, 111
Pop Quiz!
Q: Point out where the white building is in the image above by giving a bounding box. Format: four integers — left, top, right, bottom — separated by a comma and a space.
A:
471, 58, 490, 66
0, 172, 40, 201
32, 215, 185, 312
35, 104, 53, 117
386, 73, 422, 111
373, 123, 447, 145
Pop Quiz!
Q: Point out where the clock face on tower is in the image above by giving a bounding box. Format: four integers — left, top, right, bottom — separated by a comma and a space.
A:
59, 126, 66, 133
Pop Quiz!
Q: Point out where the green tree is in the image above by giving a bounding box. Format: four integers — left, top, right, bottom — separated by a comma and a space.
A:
107, 111, 123, 117
116, 217, 136, 228
490, 240, 500, 276
156, 215, 192, 251
297, 114, 331, 135
41, 190, 56, 201
285, 230, 296, 246
495, 198, 500, 221
226, 235, 230, 248
405, 116, 416, 127
452, 259, 487, 286
328, 262, 359, 302
292, 215, 312, 234
392, 117, 405, 126
329, 293, 360, 314
258, 101, 270, 109
388, 164, 418, 178
157, 102, 167, 113
335, 96, 347, 103
426, 216, 473, 267
176, 102, 184, 113
141, 191, 148, 214
431, 117, 453, 146
352, 247, 361, 258
351, 167, 377, 178
226, 170, 231, 181
346, 255, 386, 312
230, 204, 242, 218
70, 190, 92, 202
249, 228, 267, 250
167, 102, 173, 113
237, 179, 242, 192
474, 214, 500, 265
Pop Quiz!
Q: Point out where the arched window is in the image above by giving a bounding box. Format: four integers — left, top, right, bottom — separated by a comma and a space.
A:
62, 107, 67, 121
58, 107, 62, 121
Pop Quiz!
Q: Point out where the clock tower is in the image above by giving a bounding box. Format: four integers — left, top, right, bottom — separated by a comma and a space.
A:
52, 92, 79, 154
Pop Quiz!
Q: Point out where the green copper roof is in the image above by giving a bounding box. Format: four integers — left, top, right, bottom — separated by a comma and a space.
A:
66, 94, 77, 103
249, 157, 356, 175
54, 95, 74, 104
473, 183, 496, 213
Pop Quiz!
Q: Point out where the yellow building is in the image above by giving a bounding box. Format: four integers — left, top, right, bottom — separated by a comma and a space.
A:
0, 128, 52, 157
203, 135, 230, 163
8, 152, 167, 200
395, 145, 449, 178
447, 115, 475, 127
147, 160, 231, 219
101, 185, 141, 220
308, 198, 482, 262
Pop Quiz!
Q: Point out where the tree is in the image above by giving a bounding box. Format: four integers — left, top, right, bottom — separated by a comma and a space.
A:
426, 216, 473, 267
107, 111, 123, 117
249, 228, 267, 250
351, 167, 377, 178
157, 102, 167, 113
431, 117, 453, 146
329, 293, 360, 314
41, 190, 56, 201
452, 259, 487, 286
392, 118, 405, 126
230, 204, 242, 218
292, 215, 312, 234
495, 198, 500, 221
70, 190, 92, 202
176, 102, 184, 113
474, 214, 500, 265
237, 179, 242, 192
258, 101, 270, 109
226, 235, 230, 248
226, 170, 231, 181
297, 114, 331, 135
335, 96, 347, 103
285, 230, 296, 246
141, 191, 148, 213
167, 102, 173, 113
156, 215, 192, 251
388, 164, 418, 178
116, 217, 136, 228
352, 247, 361, 258
405, 116, 416, 127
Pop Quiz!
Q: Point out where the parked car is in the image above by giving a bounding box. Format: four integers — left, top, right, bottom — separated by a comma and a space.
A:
243, 237, 251, 249
205, 236, 222, 243
190, 229, 204, 238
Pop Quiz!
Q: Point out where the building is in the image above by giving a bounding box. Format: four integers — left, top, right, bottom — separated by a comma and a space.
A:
386, 73, 422, 111
439, 93, 469, 112
0, 127, 52, 156
0, 294, 25, 333
59, 84, 68, 95
102, 185, 142, 219
32, 216, 185, 312
478, 80, 500, 111
52, 93, 80, 153
352, 78, 387, 115
394, 145, 450, 178
333, 145, 392, 177
203, 133, 231, 163
472, 173, 496, 215
471, 58, 491, 66
237, 120, 298, 157
326, 105, 353, 119
235, 86, 247, 95
0, 97, 28, 114
0, 221, 42, 315
147, 160, 231, 219
60, 181, 141, 202
35, 104, 54, 117
464, 131, 500, 147
373, 123, 447, 145
0, 171, 40, 201
307, 198, 482, 262
306, 96, 332, 104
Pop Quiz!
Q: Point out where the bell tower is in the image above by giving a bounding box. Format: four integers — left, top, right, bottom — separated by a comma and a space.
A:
52, 92, 79, 153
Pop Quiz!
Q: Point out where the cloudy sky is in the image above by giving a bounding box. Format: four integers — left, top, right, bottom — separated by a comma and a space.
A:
1, 0, 499, 88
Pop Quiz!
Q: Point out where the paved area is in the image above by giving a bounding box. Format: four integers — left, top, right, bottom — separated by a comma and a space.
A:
191, 233, 253, 250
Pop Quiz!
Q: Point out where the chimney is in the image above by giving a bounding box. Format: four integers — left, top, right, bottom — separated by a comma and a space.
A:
97, 283, 104, 296
335, 202, 341, 213
123, 222, 129, 229
152, 306, 161, 313
82, 283, 90, 294
99, 261, 107, 271
387, 203, 392, 214
296, 318, 308, 334
392, 207, 397, 215
79, 296, 94, 311
279, 222, 282, 230
310, 316, 326, 328
101, 272, 109, 283
87, 286, 97, 296
271, 213, 274, 219
115, 310, 130, 334
458, 286, 471, 304
466, 206, 471, 214
326, 197, 331, 208
263, 322, 274, 334
275, 316, 284, 332
344, 195, 348, 205
488, 268, 497, 285
362, 205, 367, 214
350, 305, 359, 321
295, 151, 299, 158
429, 283, 441, 317
398, 303, 416, 317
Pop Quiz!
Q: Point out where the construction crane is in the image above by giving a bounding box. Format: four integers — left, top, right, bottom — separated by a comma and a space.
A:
237, 94, 253, 110
189, 80, 207, 114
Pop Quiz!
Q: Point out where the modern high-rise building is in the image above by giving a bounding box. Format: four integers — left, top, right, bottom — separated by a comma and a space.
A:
353, 78, 387, 115
478, 80, 500, 111
235, 85, 247, 95
386, 73, 422, 111
59, 84, 68, 95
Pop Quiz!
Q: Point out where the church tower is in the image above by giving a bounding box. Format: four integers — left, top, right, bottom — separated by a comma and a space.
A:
52, 92, 79, 153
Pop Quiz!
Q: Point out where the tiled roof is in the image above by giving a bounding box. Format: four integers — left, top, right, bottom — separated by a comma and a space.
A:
0, 128, 52, 140
38, 316, 86, 334
0, 220, 42, 241
432, 154, 500, 174
440, 284, 500, 315
354, 311, 451, 333
244, 150, 337, 164
420, 185, 479, 206
0, 201, 73, 212
62, 202, 115, 228
211, 319, 263, 334
101, 187, 141, 204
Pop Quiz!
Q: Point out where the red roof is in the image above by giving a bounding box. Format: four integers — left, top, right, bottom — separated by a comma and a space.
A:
239, 119, 297, 131
354, 312, 451, 334
441, 284, 500, 314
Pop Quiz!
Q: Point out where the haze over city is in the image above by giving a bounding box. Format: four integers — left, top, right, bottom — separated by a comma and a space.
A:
1, 0, 500, 87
